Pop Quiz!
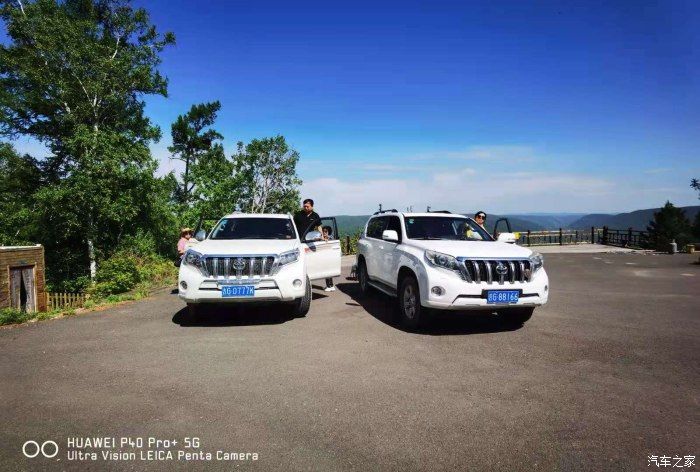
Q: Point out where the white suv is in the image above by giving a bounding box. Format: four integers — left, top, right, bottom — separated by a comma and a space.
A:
178, 213, 341, 317
356, 211, 549, 329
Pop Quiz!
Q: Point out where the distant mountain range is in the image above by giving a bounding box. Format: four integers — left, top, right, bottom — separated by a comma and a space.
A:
333, 206, 700, 236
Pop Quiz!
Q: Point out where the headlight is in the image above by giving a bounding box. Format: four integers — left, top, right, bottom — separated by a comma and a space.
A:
183, 250, 203, 268
278, 248, 300, 266
529, 252, 544, 273
425, 250, 460, 271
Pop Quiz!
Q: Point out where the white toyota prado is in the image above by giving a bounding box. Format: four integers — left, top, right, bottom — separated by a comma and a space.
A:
356, 210, 549, 329
178, 213, 341, 318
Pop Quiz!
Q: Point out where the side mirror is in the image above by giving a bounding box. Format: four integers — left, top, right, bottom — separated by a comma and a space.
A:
195, 230, 206, 241
497, 232, 517, 244
305, 230, 322, 242
382, 230, 399, 242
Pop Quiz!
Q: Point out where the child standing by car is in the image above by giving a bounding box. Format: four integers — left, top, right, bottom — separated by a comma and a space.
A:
322, 226, 336, 292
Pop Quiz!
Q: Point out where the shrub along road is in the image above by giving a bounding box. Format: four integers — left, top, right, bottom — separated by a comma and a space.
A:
0, 253, 698, 471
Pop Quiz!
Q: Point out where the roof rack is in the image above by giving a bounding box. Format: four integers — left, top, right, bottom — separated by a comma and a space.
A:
428, 210, 452, 214
372, 208, 399, 215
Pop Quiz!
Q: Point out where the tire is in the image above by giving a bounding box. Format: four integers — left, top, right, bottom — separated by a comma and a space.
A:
357, 259, 371, 295
398, 274, 427, 330
502, 307, 534, 325
291, 277, 311, 318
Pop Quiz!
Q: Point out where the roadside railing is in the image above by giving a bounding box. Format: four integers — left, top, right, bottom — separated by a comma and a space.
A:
518, 226, 649, 248
599, 227, 649, 248
339, 226, 651, 253
46, 292, 86, 310
518, 228, 596, 246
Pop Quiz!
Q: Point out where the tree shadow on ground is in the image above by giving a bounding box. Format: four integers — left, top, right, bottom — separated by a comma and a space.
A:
172, 304, 295, 327
335, 282, 524, 336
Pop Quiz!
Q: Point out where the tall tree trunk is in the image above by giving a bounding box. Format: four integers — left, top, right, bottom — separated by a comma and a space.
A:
88, 239, 96, 279
183, 155, 190, 204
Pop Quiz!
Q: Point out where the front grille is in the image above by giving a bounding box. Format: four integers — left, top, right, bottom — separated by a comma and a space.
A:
457, 259, 532, 284
201, 255, 277, 281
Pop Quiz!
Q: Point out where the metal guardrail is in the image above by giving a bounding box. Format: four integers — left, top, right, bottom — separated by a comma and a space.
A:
518, 227, 649, 248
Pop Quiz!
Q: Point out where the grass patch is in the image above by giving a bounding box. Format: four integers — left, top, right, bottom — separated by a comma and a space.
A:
0, 308, 33, 325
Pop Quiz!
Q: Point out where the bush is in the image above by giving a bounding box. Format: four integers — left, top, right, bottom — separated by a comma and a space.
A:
90, 250, 177, 298
53, 275, 91, 293
93, 253, 140, 296
0, 308, 32, 325
118, 230, 158, 258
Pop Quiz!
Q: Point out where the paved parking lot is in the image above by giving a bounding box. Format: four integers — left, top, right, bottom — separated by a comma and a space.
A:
1, 253, 698, 471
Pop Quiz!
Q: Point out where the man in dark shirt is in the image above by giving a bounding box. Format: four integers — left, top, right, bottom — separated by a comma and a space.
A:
293, 198, 322, 240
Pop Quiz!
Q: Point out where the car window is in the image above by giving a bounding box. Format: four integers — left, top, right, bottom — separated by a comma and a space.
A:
210, 218, 297, 240
320, 217, 338, 241
404, 216, 493, 241
366, 217, 387, 239
386, 216, 402, 241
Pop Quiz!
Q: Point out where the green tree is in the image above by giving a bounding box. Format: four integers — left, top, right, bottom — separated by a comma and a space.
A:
0, 143, 42, 245
692, 179, 700, 239
646, 201, 692, 251
168, 101, 224, 205
0, 0, 175, 280
232, 136, 302, 214
168, 102, 240, 225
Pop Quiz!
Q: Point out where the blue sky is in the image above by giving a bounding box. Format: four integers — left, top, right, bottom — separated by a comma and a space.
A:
7, 0, 700, 214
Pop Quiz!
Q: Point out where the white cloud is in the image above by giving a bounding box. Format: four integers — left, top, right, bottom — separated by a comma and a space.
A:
301, 169, 615, 215
409, 145, 536, 163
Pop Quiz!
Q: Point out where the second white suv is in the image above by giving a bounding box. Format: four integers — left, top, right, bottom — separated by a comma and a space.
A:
356, 211, 549, 329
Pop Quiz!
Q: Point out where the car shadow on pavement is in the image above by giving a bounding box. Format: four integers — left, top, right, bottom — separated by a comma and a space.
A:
172, 305, 295, 327
336, 282, 524, 336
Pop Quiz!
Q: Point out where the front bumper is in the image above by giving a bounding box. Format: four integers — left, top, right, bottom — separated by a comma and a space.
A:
178, 263, 306, 304
419, 266, 549, 310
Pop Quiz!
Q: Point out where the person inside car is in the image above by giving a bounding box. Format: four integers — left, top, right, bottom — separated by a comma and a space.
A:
474, 211, 488, 232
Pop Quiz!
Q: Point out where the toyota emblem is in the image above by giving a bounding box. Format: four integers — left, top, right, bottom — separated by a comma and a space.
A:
495, 262, 508, 275
232, 258, 246, 270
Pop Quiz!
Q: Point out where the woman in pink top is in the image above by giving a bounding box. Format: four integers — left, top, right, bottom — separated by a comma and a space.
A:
177, 228, 193, 256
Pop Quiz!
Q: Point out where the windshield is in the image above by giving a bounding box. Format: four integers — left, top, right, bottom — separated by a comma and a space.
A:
210, 218, 297, 240
404, 216, 493, 241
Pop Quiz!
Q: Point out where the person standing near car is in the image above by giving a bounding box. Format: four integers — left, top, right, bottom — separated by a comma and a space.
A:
474, 211, 488, 233
175, 227, 193, 268
294, 198, 322, 240
177, 228, 193, 256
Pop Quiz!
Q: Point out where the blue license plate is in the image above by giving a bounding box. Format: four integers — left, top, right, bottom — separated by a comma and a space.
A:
486, 290, 519, 304
221, 285, 255, 297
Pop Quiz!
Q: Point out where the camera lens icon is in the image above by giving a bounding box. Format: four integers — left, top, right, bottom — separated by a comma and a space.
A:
22, 441, 58, 458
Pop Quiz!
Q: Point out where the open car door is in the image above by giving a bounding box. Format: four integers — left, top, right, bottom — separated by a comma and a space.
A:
302, 217, 342, 281
492, 218, 512, 239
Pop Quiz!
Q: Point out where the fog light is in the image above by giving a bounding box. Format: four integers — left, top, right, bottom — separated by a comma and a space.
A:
180, 281, 187, 290
431, 286, 444, 296
293, 279, 302, 287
